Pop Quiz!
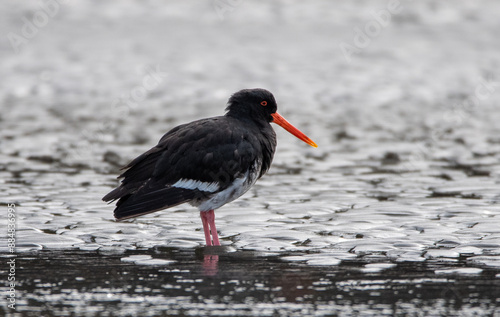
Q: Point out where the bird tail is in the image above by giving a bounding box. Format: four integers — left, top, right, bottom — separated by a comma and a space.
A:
103, 186, 197, 221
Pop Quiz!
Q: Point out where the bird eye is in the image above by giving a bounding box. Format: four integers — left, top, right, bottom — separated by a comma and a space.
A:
261, 101, 268, 106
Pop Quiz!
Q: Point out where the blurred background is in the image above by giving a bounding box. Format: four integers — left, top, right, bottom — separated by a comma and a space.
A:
2, 1, 500, 170
1, 1, 500, 316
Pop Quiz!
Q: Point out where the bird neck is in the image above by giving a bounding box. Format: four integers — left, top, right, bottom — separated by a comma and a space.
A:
225, 111, 270, 129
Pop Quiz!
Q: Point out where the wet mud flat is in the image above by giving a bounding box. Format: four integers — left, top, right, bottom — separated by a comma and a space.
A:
2, 0, 500, 316
2, 248, 499, 316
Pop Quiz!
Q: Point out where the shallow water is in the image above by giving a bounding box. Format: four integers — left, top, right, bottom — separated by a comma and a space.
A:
3, 249, 500, 316
1, 0, 500, 316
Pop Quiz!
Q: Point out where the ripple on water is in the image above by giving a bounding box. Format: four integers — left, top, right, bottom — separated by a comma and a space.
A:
468, 256, 500, 268
435, 268, 483, 275
120, 255, 175, 266
18, 229, 85, 250
387, 250, 426, 262
98, 246, 127, 255
360, 263, 397, 273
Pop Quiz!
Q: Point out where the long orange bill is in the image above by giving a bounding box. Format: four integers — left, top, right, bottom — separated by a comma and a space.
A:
271, 112, 318, 148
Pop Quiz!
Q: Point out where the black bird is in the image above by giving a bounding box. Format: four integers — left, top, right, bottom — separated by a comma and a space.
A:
103, 88, 317, 246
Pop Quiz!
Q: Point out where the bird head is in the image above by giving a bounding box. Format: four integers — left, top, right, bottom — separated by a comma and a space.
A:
225, 88, 317, 148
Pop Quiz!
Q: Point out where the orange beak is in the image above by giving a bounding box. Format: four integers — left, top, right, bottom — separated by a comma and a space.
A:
271, 112, 318, 148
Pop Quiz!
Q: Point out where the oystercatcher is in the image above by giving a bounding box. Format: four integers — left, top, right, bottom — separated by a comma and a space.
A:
103, 88, 317, 246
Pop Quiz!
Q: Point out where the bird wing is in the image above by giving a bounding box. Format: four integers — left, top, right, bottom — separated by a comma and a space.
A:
102, 117, 262, 220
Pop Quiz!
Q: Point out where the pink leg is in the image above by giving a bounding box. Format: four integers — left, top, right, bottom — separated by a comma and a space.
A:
206, 210, 220, 246
200, 210, 220, 246
200, 211, 212, 246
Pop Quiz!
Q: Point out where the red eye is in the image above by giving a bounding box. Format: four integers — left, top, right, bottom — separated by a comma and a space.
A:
261, 101, 267, 106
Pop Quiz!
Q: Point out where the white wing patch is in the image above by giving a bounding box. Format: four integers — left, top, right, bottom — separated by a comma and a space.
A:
172, 178, 220, 193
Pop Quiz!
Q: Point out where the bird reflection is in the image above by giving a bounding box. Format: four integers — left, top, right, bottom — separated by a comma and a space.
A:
203, 254, 219, 276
